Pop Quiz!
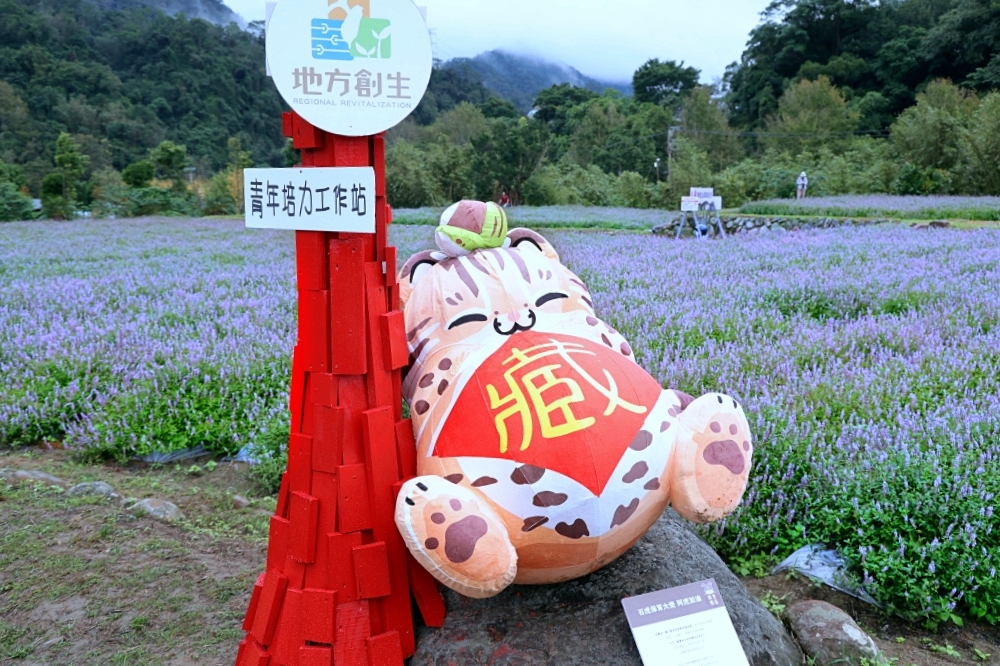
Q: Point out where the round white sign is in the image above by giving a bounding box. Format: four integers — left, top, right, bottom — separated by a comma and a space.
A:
266, 0, 432, 136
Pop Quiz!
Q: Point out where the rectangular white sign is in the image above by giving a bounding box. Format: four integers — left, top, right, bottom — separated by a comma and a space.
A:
244, 167, 376, 233
622, 578, 749, 666
681, 196, 723, 212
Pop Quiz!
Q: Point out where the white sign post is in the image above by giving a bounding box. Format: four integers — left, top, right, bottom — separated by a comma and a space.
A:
244, 167, 376, 232
265, 0, 433, 137
622, 578, 749, 666
681, 187, 723, 212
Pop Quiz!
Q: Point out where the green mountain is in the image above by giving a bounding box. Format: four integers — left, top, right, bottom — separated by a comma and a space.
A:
443, 50, 632, 112
0, 0, 282, 193
90, 0, 246, 27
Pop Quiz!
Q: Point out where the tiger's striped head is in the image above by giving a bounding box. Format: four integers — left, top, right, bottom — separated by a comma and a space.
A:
398, 229, 598, 446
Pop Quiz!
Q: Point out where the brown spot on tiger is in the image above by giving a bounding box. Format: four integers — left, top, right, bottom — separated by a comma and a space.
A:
601, 334, 613, 347
444, 474, 463, 484
414, 400, 430, 415
743, 440, 750, 451
532, 492, 568, 507
418, 373, 435, 388
437, 379, 449, 395
522, 516, 549, 532
586, 316, 598, 326
622, 461, 649, 483
425, 538, 439, 550
660, 421, 671, 432
710, 421, 722, 433
546, 270, 552, 280
703, 440, 745, 475
730, 423, 739, 435
431, 512, 446, 524
644, 478, 660, 490
472, 476, 498, 487
667, 407, 678, 417
445, 297, 457, 306
449, 499, 462, 511
611, 498, 640, 528
438, 358, 453, 371
555, 519, 590, 539
511, 465, 545, 485
454, 292, 464, 302
629, 431, 653, 451
444, 515, 488, 563
620, 342, 632, 356
581, 295, 593, 307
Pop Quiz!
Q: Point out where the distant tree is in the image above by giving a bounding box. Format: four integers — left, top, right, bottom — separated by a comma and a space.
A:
680, 87, 744, 171
122, 160, 155, 188
891, 79, 978, 173
963, 91, 1000, 193
421, 103, 486, 148
533, 84, 598, 136
471, 118, 549, 203
924, 0, 1000, 89
41, 132, 89, 218
632, 59, 700, 108
0, 181, 33, 221
765, 76, 859, 152
150, 140, 190, 192
479, 97, 521, 120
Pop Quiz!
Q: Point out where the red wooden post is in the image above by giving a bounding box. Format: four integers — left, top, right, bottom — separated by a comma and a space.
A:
236, 110, 444, 666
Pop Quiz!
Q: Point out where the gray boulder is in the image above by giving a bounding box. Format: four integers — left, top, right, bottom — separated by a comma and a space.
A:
68, 481, 116, 497
128, 498, 184, 522
412, 508, 803, 665
786, 600, 880, 666
0, 468, 68, 488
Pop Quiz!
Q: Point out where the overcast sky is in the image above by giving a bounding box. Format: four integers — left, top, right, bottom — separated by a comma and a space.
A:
226, 0, 771, 83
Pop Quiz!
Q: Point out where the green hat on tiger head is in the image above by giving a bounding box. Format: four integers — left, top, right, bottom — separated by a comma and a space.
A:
435, 200, 508, 257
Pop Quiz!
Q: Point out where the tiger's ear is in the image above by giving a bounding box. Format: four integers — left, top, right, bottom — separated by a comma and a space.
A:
505, 228, 559, 262
398, 250, 443, 310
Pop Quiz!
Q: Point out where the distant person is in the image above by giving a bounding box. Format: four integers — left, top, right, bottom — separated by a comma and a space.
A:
499, 190, 510, 208
796, 172, 808, 199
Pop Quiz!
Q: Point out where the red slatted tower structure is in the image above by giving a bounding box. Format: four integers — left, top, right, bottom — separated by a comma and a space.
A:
235, 110, 445, 666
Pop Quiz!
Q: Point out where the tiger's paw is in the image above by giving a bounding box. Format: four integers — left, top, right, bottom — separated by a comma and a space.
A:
395, 475, 517, 598
668, 392, 753, 523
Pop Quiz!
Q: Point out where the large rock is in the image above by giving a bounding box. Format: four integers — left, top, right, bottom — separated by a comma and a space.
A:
128, 498, 184, 522
785, 600, 880, 666
68, 481, 116, 497
0, 468, 68, 488
412, 508, 803, 665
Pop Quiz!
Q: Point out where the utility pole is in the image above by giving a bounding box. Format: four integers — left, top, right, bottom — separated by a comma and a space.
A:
667, 126, 679, 180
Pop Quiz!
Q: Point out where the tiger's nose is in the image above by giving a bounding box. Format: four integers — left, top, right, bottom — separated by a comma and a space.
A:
506, 311, 522, 322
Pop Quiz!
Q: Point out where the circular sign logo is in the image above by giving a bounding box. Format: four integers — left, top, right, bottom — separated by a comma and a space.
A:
266, 0, 432, 136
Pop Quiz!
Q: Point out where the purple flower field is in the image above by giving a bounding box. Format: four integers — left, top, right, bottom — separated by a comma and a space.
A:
3, 216, 1000, 625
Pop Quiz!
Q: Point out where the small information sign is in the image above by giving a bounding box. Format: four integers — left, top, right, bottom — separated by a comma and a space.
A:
622, 578, 749, 666
244, 167, 376, 232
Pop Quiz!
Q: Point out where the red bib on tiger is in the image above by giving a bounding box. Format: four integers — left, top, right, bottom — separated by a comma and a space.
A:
434, 332, 662, 496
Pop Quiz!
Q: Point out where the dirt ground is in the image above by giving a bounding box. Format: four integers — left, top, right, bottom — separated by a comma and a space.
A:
2, 447, 999, 665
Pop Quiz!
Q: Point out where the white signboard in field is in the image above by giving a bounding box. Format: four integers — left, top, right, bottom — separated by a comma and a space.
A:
266, 0, 433, 136
622, 578, 749, 666
244, 167, 375, 233
681, 196, 723, 212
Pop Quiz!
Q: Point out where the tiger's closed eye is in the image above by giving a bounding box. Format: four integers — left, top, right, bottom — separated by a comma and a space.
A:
448, 313, 489, 329
535, 292, 569, 307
